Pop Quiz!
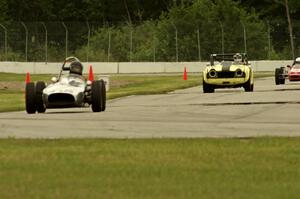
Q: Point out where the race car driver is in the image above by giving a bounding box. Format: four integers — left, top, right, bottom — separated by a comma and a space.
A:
291, 57, 300, 66
70, 61, 83, 75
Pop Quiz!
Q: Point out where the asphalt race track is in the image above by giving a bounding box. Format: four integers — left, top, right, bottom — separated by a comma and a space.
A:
1, 77, 300, 138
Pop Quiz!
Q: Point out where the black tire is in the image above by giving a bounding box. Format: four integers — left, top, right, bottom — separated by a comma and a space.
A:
244, 77, 254, 92
279, 67, 285, 84
203, 79, 214, 93
35, 81, 46, 113
25, 83, 36, 114
275, 68, 281, 85
250, 84, 254, 91
101, 81, 106, 111
91, 80, 104, 112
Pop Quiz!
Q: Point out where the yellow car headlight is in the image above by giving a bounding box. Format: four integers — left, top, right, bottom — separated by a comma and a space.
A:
208, 69, 217, 78
235, 69, 245, 77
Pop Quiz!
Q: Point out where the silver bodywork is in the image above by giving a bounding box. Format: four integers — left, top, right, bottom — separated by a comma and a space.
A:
42, 57, 91, 108
43, 74, 88, 108
25, 56, 106, 114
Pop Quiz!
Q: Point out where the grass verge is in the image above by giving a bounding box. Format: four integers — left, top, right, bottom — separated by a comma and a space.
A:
0, 72, 273, 112
0, 138, 299, 199
0, 92, 24, 112
107, 74, 201, 99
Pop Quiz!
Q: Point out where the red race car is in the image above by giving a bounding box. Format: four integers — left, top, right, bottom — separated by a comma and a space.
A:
275, 57, 300, 85
288, 65, 300, 81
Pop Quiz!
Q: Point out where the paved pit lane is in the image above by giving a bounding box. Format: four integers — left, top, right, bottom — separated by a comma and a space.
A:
1, 77, 300, 138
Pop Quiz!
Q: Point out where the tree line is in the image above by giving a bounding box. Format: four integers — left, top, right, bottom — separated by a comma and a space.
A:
0, 0, 297, 61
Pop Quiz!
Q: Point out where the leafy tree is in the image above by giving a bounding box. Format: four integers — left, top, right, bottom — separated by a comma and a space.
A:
81, 0, 268, 61
0, 0, 296, 61
237, 0, 300, 59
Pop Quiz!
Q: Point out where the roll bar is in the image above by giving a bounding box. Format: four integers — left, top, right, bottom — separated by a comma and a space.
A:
58, 56, 81, 80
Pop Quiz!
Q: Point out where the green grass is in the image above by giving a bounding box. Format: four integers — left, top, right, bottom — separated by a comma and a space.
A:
0, 91, 24, 112
108, 74, 201, 99
0, 138, 299, 199
0, 73, 52, 82
0, 72, 273, 112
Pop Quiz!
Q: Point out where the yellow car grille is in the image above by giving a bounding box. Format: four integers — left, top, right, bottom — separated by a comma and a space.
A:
217, 71, 236, 78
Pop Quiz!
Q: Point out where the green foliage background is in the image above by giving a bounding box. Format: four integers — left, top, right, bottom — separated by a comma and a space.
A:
0, 0, 298, 61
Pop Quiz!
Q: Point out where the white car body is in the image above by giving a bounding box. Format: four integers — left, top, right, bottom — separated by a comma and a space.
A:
43, 74, 88, 108
25, 56, 106, 114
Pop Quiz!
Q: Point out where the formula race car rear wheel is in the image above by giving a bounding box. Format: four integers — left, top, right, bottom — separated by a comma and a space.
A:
203, 80, 214, 93
91, 80, 105, 112
275, 68, 281, 85
25, 82, 36, 114
101, 80, 106, 111
35, 81, 46, 113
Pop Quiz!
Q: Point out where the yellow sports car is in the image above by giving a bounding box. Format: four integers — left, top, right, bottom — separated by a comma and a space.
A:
202, 53, 254, 93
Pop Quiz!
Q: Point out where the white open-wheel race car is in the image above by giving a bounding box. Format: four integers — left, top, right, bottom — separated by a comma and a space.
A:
25, 57, 106, 114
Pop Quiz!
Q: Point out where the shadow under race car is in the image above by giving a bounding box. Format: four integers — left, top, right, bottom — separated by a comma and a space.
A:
202, 53, 254, 93
25, 57, 106, 114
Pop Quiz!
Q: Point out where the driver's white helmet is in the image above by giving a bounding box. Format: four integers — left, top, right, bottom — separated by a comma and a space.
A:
295, 57, 300, 63
234, 53, 242, 62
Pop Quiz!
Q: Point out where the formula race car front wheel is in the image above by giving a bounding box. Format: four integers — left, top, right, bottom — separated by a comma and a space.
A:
275, 68, 285, 85
91, 80, 105, 112
275, 68, 281, 85
35, 81, 46, 113
25, 82, 36, 114
280, 67, 285, 84
203, 80, 214, 93
101, 81, 106, 112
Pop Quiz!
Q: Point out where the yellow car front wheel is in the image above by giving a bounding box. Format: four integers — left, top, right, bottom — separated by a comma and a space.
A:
243, 78, 254, 92
203, 79, 215, 93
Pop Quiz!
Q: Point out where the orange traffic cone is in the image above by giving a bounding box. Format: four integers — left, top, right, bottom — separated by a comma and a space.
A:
183, 67, 187, 80
25, 72, 30, 84
89, 65, 94, 81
